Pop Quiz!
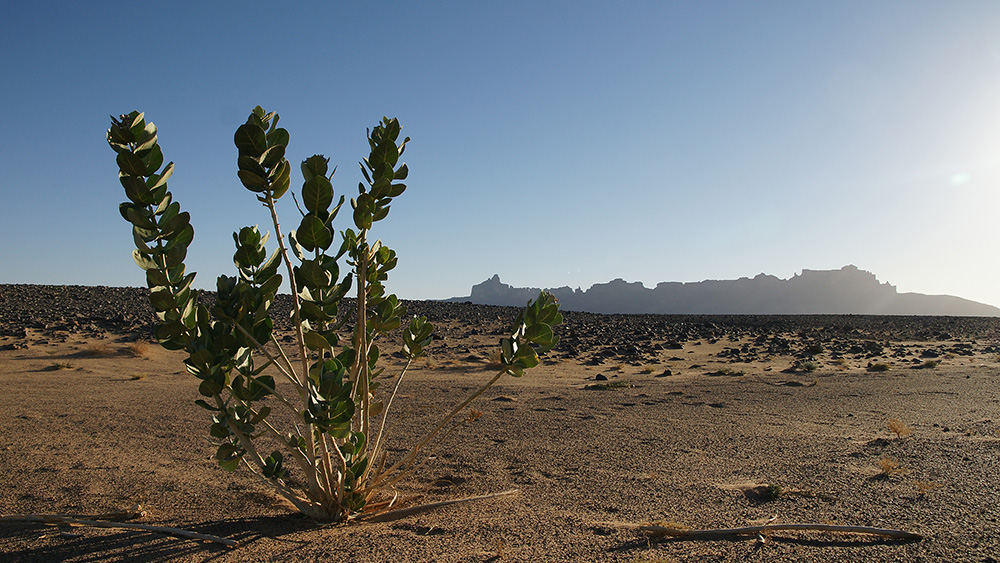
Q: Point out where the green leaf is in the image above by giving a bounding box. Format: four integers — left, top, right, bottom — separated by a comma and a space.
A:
126, 206, 156, 231
259, 145, 286, 169
352, 193, 375, 230
163, 223, 194, 251
142, 144, 164, 175
199, 378, 223, 397
266, 127, 289, 150
296, 215, 332, 251
116, 151, 147, 177
132, 249, 159, 271
149, 287, 177, 312
303, 330, 332, 352
296, 259, 332, 288
238, 169, 269, 192
238, 155, 267, 178
302, 175, 334, 214
234, 122, 267, 157
270, 160, 291, 199
524, 323, 553, 344
147, 161, 174, 191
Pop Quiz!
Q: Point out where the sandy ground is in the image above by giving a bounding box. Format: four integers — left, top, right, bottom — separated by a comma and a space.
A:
2, 297, 1000, 562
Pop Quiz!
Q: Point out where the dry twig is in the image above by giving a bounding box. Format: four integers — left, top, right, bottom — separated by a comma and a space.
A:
639, 522, 922, 541
358, 489, 519, 523
0, 513, 237, 547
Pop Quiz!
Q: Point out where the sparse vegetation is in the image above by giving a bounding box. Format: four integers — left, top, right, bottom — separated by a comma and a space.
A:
123, 340, 150, 358
800, 361, 819, 372
48, 361, 74, 370
81, 342, 114, 356
878, 457, 904, 477
868, 362, 891, 372
913, 480, 943, 496
912, 359, 940, 370
109, 108, 561, 522
888, 418, 913, 439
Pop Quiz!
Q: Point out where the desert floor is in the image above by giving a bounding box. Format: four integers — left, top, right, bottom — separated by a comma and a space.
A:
1, 286, 999, 562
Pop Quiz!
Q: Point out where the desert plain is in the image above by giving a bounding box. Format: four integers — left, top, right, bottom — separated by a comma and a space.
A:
1, 284, 999, 562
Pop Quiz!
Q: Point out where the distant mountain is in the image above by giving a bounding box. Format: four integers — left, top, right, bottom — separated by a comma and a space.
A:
447, 265, 1000, 316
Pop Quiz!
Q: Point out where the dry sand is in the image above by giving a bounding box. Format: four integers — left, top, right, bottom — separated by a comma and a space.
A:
1, 285, 999, 562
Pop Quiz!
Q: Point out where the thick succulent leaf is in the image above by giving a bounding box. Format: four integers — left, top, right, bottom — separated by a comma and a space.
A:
234, 123, 267, 157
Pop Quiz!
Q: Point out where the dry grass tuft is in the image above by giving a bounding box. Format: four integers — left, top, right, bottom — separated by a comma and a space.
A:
48, 361, 74, 371
867, 362, 891, 372
888, 418, 913, 439
123, 340, 151, 358
913, 480, 943, 496
878, 456, 905, 477
487, 349, 502, 367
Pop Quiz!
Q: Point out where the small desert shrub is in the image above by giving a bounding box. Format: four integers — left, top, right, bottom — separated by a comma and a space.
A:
833, 358, 849, 370
800, 361, 819, 372
912, 359, 940, 370
123, 340, 150, 358
640, 366, 654, 374
888, 418, 913, 438
711, 367, 744, 376
49, 361, 74, 370
912, 480, 943, 496
878, 457, 904, 477
867, 362, 891, 372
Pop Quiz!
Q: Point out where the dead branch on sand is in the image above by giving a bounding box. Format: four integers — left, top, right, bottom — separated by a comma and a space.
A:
357, 489, 520, 523
638, 522, 923, 541
0, 511, 237, 547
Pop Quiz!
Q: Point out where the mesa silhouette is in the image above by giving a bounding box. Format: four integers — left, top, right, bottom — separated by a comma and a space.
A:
448, 265, 1000, 316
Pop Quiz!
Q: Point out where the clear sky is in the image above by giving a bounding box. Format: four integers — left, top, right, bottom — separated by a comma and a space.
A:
2, 2, 1000, 307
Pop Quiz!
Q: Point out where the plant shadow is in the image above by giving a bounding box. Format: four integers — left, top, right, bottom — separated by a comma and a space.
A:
0, 514, 316, 563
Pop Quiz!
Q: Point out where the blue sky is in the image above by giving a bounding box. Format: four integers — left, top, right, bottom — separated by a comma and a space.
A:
3, 2, 1000, 307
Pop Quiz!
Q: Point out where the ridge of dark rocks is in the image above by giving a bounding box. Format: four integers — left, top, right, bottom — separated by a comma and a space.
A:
3, 284, 1000, 349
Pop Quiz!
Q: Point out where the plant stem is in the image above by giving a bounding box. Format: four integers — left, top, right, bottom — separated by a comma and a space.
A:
363, 358, 412, 483
371, 369, 506, 490
262, 192, 323, 507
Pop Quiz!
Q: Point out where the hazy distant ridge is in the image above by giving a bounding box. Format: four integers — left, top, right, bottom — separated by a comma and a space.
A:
448, 265, 1000, 316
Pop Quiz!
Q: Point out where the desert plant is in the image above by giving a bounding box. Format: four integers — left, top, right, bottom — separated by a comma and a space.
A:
912, 480, 943, 496
123, 340, 150, 358
878, 456, 904, 477
108, 108, 561, 522
867, 362, 891, 372
81, 342, 114, 356
888, 418, 913, 439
